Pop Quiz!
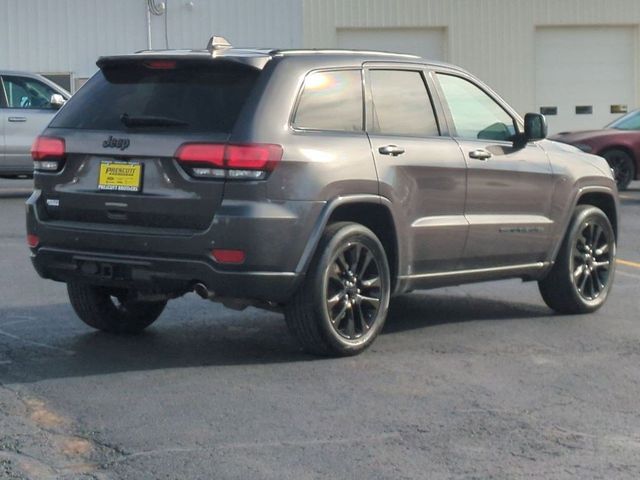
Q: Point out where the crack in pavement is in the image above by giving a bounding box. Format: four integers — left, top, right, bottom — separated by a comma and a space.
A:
0, 383, 110, 479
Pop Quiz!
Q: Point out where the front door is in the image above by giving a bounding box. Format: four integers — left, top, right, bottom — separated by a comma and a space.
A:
366, 66, 468, 276
434, 72, 556, 270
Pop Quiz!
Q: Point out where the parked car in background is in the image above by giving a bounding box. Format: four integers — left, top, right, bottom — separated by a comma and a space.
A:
27, 39, 619, 356
551, 109, 640, 190
1, 71, 70, 178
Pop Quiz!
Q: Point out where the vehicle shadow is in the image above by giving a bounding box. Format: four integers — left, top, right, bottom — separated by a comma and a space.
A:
0, 190, 32, 199
0, 292, 551, 384
0, 179, 33, 198
384, 292, 551, 334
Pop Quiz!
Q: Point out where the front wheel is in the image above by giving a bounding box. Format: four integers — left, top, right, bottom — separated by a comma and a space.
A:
538, 205, 616, 314
67, 282, 167, 334
285, 222, 391, 356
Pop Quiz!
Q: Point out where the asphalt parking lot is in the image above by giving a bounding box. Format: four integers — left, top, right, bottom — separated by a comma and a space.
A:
1, 178, 639, 479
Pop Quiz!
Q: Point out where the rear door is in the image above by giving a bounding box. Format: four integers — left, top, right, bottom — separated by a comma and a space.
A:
365, 66, 468, 275
1, 75, 60, 173
433, 72, 555, 269
40, 61, 261, 232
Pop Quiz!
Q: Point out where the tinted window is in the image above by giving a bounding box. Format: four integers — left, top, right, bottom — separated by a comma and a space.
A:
369, 70, 439, 137
293, 70, 362, 132
51, 64, 259, 133
609, 110, 640, 131
437, 74, 516, 141
2, 75, 59, 109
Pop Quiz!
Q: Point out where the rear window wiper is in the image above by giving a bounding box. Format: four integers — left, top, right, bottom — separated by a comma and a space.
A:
120, 113, 188, 127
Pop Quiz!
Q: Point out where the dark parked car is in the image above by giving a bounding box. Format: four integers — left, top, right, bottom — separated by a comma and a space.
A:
26, 38, 619, 356
551, 109, 640, 190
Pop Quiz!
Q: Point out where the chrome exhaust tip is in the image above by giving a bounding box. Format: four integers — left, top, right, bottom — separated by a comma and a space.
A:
194, 282, 211, 299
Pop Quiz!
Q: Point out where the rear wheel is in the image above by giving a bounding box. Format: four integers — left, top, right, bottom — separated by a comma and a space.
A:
602, 149, 635, 191
67, 282, 166, 334
285, 222, 391, 356
539, 205, 616, 314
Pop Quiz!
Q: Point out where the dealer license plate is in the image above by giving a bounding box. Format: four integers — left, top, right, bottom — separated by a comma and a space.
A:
98, 161, 142, 192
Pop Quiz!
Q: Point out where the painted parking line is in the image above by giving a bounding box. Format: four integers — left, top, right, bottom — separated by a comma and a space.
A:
617, 259, 640, 269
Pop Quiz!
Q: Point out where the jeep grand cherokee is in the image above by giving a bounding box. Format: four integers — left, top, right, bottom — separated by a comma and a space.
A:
26, 37, 619, 356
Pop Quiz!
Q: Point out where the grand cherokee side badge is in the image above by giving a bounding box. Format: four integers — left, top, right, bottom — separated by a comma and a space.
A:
102, 135, 130, 151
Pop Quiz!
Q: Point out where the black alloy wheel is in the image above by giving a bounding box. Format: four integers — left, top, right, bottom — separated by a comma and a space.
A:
539, 205, 616, 314
571, 219, 614, 301
285, 222, 391, 356
325, 241, 383, 340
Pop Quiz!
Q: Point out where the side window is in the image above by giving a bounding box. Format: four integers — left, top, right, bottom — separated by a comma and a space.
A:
436, 74, 516, 142
293, 70, 363, 132
1, 75, 58, 109
368, 70, 439, 137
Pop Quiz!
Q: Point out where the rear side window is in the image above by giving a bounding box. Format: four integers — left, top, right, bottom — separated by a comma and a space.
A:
50, 64, 259, 133
293, 70, 363, 132
368, 70, 439, 137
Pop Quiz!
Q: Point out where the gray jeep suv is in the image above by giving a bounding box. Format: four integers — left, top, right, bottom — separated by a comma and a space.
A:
26, 38, 619, 356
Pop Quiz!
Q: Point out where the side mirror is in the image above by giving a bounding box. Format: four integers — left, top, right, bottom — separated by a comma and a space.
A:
50, 93, 66, 109
524, 113, 547, 142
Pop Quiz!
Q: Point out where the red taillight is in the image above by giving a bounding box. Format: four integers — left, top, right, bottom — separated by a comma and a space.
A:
32, 136, 65, 161
212, 249, 246, 264
175, 143, 282, 180
27, 234, 39, 248
144, 60, 177, 69
175, 144, 225, 167
225, 144, 283, 170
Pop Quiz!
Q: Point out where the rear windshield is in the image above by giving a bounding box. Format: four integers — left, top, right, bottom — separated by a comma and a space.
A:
50, 63, 259, 133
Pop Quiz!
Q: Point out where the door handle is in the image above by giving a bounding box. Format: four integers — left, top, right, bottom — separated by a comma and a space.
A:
378, 144, 405, 156
8, 117, 27, 122
469, 149, 492, 160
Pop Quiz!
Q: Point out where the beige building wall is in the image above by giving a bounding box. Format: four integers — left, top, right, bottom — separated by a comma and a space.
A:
302, 0, 640, 117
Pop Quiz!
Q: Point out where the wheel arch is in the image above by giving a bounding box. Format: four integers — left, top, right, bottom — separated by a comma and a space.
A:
545, 186, 619, 269
576, 190, 618, 239
294, 195, 401, 293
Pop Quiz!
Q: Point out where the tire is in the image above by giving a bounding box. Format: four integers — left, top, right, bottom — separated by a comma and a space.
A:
285, 222, 391, 356
67, 282, 167, 334
602, 149, 635, 191
538, 205, 616, 314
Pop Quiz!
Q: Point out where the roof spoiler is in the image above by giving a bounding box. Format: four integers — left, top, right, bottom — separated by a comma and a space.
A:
97, 36, 271, 70
97, 54, 270, 71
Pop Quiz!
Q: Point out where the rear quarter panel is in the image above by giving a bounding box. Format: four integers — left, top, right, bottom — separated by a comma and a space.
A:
231, 56, 379, 201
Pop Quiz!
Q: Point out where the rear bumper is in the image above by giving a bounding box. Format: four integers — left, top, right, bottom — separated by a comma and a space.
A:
31, 247, 300, 303
27, 190, 324, 303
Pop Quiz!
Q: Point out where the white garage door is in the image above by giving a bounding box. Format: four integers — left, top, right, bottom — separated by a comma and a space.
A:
535, 27, 636, 134
336, 28, 445, 61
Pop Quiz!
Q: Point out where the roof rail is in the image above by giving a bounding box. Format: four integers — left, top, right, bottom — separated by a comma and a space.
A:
207, 36, 232, 53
